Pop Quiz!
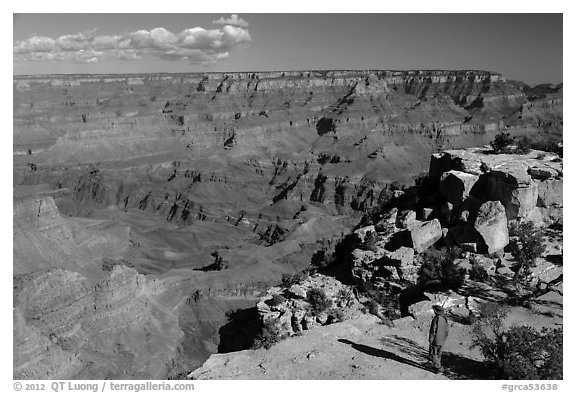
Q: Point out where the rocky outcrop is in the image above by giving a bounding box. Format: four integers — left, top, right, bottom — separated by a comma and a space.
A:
255, 274, 363, 338
430, 148, 562, 224
13, 266, 182, 379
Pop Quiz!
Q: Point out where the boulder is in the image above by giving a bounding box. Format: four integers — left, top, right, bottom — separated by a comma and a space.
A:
439, 170, 479, 206
485, 172, 538, 220
466, 296, 487, 316
460, 243, 477, 253
421, 207, 434, 220
408, 300, 434, 318
380, 246, 415, 267
424, 291, 467, 308
528, 259, 562, 284
375, 208, 398, 232
528, 166, 558, 180
354, 225, 376, 242
552, 281, 563, 295
442, 227, 449, 239
286, 285, 307, 299
440, 202, 454, 224
496, 265, 514, 276
473, 200, 509, 254
537, 179, 563, 208
396, 210, 417, 229
408, 219, 442, 253
535, 291, 563, 305
378, 265, 400, 280
408, 291, 466, 318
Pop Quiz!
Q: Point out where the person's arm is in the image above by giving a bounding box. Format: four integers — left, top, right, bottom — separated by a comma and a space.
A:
429, 316, 437, 343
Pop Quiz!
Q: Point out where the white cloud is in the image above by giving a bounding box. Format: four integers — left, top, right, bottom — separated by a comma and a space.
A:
13, 22, 251, 65
212, 14, 249, 28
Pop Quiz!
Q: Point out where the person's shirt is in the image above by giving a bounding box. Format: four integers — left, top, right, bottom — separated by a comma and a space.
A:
429, 314, 449, 345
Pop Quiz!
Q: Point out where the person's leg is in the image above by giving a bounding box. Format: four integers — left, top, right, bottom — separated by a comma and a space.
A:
431, 345, 442, 370
438, 345, 443, 368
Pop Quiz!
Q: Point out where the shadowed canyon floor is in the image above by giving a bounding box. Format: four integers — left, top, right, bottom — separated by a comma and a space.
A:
13, 70, 562, 379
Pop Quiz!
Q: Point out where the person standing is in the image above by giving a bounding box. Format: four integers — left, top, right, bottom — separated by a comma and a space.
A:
428, 304, 449, 373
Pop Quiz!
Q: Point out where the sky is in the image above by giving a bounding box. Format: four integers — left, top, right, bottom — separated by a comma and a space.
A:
13, 13, 563, 86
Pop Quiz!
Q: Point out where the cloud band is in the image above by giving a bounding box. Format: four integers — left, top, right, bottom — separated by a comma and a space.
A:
13, 16, 251, 65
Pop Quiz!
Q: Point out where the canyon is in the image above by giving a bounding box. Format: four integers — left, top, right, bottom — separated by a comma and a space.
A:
13, 70, 562, 379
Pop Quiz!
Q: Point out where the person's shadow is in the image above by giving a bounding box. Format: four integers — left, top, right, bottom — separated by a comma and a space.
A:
338, 339, 434, 373
339, 337, 491, 379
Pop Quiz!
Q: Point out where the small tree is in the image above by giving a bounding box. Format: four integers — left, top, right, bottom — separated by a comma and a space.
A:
280, 269, 310, 288
469, 256, 490, 281
515, 136, 532, 154
306, 287, 332, 315
491, 132, 514, 154
252, 318, 285, 350
509, 222, 546, 284
472, 303, 562, 379
417, 247, 466, 290
364, 285, 401, 325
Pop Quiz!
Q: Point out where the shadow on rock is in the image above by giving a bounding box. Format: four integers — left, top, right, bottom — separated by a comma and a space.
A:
338, 338, 433, 373
379, 335, 491, 379
217, 307, 261, 353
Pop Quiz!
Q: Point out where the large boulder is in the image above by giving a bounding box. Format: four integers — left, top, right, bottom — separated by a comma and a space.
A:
396, 210, 417, 229
484, 171, 538, 220
439, 170, 479, 206
473, 200, 509, 254
379, 246, 415, 267
537, 179, 563, 208
408, 219, 442, 253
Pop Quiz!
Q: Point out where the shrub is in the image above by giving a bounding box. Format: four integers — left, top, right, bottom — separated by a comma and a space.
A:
266, 294, 287, 308
311, 250, 330, 270
472, 303, 562, 379
336, 288, 355, 307
417, 247, 466, 290
364, 285, 401, 323
306, 287, 332, 315
491, 132, 514, 154
509, 222, 546, 283
252, 318, 285, 350
515, 136, 532, 154
224, 308, 243, 321
215, 256, 229, 270
469, 262, 489, 281
281, 269, 310, 288
361, 231, 379, 252
326, 309, 345, 323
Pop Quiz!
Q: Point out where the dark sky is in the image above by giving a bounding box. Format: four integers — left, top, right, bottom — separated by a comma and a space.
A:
13, 13, 563, 85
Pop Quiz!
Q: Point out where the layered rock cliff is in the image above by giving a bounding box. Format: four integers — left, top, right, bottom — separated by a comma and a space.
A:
13, 70, 562, 380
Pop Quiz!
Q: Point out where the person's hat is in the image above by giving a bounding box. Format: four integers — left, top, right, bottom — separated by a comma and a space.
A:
432, 304, 444, 314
